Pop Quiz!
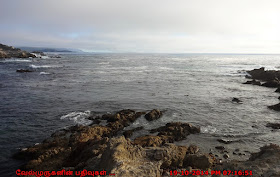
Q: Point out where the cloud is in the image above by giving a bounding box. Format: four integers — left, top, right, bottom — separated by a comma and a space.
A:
0, 0, 280, 53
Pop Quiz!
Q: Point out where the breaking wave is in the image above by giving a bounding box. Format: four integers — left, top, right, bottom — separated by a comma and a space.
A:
60, 110, 92, 125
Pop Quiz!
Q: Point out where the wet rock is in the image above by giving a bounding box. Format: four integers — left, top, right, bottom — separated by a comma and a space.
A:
215, 146, 225, 151
262, 80, 280, 88
123, 126, 144, 138
268, 103, 280, 111
232, 97, 242, 103
16, 69, 33, 73
266, 123, 280, 129
223, 154, 229, 159
105, 110, 143, 133
145, 109, 162, 121
217, 139, 233, 144
247, 67, 280, 81
13, 110, 211, 175
217, 144, 280, 177
151, 122, 200, 141
243, 79, 261, 86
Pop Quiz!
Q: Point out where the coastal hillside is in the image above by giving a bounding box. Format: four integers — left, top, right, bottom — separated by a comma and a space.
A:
0, 43, 36, 58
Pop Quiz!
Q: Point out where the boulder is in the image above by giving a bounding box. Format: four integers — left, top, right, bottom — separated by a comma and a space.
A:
123, 126, 144, 138
232, 97, 242, 103
151, 122, 200, 141
145, 109, 162, 121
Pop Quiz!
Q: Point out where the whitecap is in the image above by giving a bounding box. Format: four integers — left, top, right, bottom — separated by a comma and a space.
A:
60, 110, 92, 125
98, 62, 110, 65
39, 72, 51, 75
30, 64, 61, 69
200, 125, 217, 134
0, 59, 32, 63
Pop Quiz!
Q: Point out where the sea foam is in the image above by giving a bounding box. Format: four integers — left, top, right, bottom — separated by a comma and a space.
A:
60, 110, 92, 125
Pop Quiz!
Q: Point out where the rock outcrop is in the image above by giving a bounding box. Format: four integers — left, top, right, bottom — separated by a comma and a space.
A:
246, 67, 280, 81
145, 109, 162, 121
218, 144, 280, 177
245, 68, 280, 111
13, 109, 280, 177
0, 43, 36, 59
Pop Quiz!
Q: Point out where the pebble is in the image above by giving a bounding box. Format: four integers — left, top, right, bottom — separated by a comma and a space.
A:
223, 154, 230, 159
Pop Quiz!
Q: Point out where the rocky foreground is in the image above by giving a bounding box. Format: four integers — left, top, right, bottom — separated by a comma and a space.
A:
13, 109, 280, 177
0, 43, 36, 58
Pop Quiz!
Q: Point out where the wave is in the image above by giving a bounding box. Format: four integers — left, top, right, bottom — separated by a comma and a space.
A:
200, 125, 217, 134
0, 59, 32, 63
60, 110, 92, 125
39, 72, 51, 75
29, 64, 61, 69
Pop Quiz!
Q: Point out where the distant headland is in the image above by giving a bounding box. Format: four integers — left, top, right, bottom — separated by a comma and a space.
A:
0, 43, 36, 59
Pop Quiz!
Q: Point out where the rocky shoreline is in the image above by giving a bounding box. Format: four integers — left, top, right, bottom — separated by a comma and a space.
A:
13, 108, 280, 177
0, 43, 36, 59
243, 67, 280, 130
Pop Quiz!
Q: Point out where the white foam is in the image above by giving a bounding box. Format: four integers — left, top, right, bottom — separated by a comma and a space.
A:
60, 110, 92, 125
30, 64, 61, 69
201, 125, 217, 134
39, 72, 51, 75
98, 62, 110, 65
0, 59, 32, 63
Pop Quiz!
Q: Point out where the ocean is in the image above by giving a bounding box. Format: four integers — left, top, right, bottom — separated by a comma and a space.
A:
1, 53, 280, 176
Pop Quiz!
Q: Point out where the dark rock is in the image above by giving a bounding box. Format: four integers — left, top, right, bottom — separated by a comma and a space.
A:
215, 146, 225, 150
266, 123, 280, 129
16, 69, 33, 73
151, 122, 200, 141
145, 109, 162, 121
275, 88, 280, 93
243, 79, 261, 86
262, 80, 280, 88
247, 67, 280, 81
232, 97, 242, 103
223, 154, 229, 159
217, 139, 233, 144
268, 103, 280, 111
123, 126, 144, 138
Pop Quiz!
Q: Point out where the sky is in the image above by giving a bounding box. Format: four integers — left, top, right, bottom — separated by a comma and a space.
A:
1, 0, 280, 53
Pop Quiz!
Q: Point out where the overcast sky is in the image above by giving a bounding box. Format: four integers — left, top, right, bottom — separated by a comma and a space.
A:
1, 0, 280, 53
